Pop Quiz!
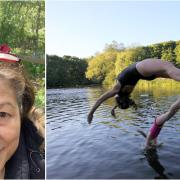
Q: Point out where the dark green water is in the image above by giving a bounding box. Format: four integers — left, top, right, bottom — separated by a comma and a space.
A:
47, 86, 180, 179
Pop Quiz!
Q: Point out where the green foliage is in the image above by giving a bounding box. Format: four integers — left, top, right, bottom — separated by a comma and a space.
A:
47, 40, 179, 88
22, 61, 45, 79
161, 41, 176, 62
161, 48, 175, 62
86, 51, 117, 84
0, 1, 45, 109
103, 70, 116, 86
115, 50, 133, 76
148, 43, 162, 58
47, 55, 92, 88
104, 40, 124, 52
86, 40, 180, 86
22, 61, 45, 109
0, 1, 45, 56
174, 43, 180, 64
34, 78, 45, 109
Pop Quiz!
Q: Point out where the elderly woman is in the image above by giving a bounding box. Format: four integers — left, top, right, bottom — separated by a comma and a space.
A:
0, 44, 44, 179
88, 58, 180, 124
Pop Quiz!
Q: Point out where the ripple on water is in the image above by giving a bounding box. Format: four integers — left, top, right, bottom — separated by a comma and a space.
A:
47, 88, 180, 179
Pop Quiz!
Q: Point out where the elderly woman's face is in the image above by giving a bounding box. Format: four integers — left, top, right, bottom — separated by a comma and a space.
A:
0, 79, 20, 173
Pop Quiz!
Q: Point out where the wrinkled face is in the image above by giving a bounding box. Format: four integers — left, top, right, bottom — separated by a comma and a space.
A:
0, 78, 20, 172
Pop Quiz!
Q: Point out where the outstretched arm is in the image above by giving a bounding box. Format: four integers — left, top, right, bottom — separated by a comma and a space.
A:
87, 82, 121, 124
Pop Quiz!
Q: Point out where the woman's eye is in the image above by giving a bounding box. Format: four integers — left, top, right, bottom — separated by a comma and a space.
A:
0, 112, 10, 118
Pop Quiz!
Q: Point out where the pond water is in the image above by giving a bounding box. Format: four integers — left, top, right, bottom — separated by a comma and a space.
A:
47, 86, 180, 179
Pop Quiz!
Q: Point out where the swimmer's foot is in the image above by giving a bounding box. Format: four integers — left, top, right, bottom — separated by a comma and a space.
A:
144, 142, 163, 151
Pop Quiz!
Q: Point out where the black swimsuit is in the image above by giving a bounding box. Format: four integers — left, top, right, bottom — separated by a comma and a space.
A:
117, 63, 156, 96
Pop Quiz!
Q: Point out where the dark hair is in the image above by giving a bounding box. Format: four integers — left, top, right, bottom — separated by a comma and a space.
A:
115, 95, 137, 110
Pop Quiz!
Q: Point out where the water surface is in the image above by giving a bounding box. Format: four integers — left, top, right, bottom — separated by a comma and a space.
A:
47, 86, 180, 179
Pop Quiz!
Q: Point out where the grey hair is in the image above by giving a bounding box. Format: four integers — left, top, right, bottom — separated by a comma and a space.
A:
0, 68, 25, 113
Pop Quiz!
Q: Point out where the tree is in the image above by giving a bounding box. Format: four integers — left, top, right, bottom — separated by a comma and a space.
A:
174, 43, 180, 64
161, 48, 175, 62
161, 41, 176, 62
86, 51, 117, 84
104, 40, 125, 52
148, 43, 162, 58
0, 1, 45, 61
0, 1, 45, 108
47, 55, 91, 88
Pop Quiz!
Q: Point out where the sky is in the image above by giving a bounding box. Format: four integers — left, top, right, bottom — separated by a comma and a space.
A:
46, 1, 180, 58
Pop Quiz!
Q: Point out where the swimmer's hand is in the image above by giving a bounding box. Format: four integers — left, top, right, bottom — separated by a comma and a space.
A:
111, 108, 116, 117
111, 105, 117, 117
87, 113, 93, 124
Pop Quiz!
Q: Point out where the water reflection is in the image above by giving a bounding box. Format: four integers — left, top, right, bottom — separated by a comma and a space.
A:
144, 148, 169, 179
47, 86, 180, 179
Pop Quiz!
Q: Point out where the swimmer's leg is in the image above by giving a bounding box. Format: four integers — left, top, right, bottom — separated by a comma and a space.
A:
166, 65, 180, 82
145, 118, 163, 149
146, 99, 180, 149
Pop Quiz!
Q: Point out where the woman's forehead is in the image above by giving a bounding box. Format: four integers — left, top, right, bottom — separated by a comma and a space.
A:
0, 79, 18, 103
0, 102, 16, 109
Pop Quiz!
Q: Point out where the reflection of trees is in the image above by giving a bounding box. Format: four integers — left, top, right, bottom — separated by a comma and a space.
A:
86, 84, 179, 109
144, 148, 169, 179
135, 80, 180, 98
